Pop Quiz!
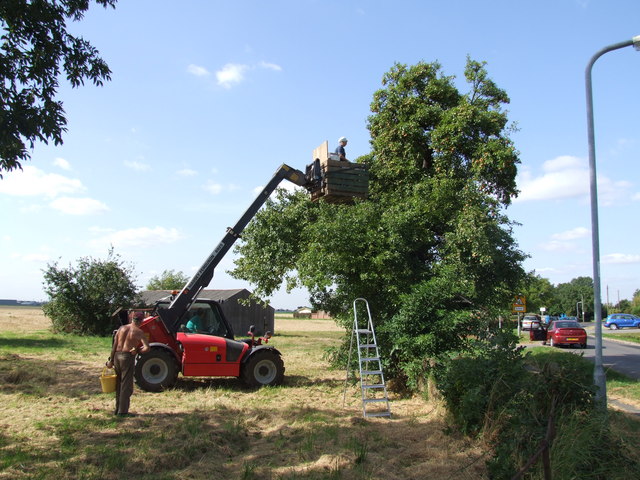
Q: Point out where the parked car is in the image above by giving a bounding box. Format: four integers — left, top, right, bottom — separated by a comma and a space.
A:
522, 314, 541, 331
544, 320, 587, 348
604, 313, 640, 330
542, 315, 559, 326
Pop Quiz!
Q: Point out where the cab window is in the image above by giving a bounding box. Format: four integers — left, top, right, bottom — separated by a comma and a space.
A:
182, 303, 230, 338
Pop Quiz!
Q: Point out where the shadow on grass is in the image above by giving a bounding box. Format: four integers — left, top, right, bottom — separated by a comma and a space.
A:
0, 336, 72, 349
0, 353, 101, 397
1, 403, 482, 480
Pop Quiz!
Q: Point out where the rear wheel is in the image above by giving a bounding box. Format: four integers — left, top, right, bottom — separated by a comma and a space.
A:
135, 349, 178, 392
242, 349, 284, 387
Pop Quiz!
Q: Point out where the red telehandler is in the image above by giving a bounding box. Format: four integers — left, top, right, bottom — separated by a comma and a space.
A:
132, 164, 316, 391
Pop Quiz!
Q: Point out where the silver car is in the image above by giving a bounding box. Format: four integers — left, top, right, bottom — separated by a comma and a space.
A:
522, 315, 541, 331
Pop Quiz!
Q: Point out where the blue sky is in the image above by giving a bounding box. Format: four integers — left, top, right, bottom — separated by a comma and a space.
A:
1, 0, 639, 309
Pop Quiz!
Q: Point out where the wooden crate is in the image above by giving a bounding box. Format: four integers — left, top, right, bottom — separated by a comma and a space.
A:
310, 142, 369, 203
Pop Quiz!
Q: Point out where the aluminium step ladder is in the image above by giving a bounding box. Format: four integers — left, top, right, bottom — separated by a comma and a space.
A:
343, 298, 391, 418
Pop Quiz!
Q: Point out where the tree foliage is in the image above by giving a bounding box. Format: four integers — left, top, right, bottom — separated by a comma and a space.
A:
232, 58, 526, 387
42, 248, 137, 335
0, 0, 117, 176
146, 269, 190, 291
517, 272, 557, 314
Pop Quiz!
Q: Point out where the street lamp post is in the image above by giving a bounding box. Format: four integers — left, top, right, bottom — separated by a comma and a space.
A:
585, 35, 640, 409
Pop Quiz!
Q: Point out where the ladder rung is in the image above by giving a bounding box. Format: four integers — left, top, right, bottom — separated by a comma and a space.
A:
361, 370, 382, 375
363, 398, 388, 404
362, 384, 385, 389
356, 329, 372, 334
365, 412, 392, 418
360, 357, 380, 362
359, 344, 376, 349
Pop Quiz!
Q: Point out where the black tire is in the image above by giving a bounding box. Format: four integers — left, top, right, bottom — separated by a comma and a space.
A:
241, 349, 284, 387
134, 348, 178, 392
610, 323, 619, 330
581, 343, 587, 349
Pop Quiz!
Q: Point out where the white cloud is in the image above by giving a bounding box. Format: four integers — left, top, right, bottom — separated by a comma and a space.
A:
515, 156, 588, 202
216, 63, 248, 88
90, 226, 184, 249
53, 157, 71, 170
22, 252, 51, 263
204, 181, 223, 195
259, 61, 282, 71
539, 240, 576, 252
187, 64, 210, 77
603, 253, 640, 265
177, 168, 198, 177
551, 227, 589, 241
50, 197, 109, 215
124, 160, 151, 171
515, 155, 634, 205
0, 165, 85, 198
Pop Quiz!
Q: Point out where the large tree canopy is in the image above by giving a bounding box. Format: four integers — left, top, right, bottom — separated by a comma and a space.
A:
232, 59, 526, 386
0, 0, 116, 176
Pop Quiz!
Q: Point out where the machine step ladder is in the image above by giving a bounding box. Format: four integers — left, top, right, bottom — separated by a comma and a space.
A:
343, 298, 391, 418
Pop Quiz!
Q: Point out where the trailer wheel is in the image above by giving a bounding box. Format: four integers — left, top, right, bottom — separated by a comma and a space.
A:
242, 349, 284, 387
135, 349, 178, 392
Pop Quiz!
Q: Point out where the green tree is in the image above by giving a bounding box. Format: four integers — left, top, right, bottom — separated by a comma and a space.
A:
1, 0, 117, 176
232, 58, 526, 388
146, 269, 190, 291
555, 276, 594, 320
631, 289, 640, 316
42, 248, 137, 335
517, 272, 556, 314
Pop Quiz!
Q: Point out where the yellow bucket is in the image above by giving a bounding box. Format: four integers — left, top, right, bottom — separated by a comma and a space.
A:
100, 367, 117, 393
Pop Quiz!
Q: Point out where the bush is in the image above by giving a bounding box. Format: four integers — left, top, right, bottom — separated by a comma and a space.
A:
42, 248, 138, 335
431, 339, 638, 478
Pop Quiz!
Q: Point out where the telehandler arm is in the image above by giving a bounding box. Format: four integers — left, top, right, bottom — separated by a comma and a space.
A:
157, 164, 313, 333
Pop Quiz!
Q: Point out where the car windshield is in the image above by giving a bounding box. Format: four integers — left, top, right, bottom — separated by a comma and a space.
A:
556, 321, 580, 329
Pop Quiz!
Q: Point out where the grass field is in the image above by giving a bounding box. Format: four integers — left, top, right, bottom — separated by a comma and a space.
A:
0, 307, 488, 480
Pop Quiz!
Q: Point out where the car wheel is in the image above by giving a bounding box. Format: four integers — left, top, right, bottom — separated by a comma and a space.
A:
242, 349, 285, 387
610, 323, 619, 330
134, 348, 178, 392
581, 343, 587, 349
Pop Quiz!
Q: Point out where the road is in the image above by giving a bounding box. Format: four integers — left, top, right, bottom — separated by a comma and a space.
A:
580, 328, 640, 380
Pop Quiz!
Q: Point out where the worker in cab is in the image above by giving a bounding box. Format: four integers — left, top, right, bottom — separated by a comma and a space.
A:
186, 309, 205, 333
335, 136, 348, 161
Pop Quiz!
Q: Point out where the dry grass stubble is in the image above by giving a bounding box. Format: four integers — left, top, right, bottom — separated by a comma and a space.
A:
0, 308, 488, 479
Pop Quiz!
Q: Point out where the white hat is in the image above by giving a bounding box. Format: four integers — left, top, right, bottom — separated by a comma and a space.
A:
338, 136, 348, 143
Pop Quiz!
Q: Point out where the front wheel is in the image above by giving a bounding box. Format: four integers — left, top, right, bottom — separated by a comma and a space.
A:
241, 349, 284, 387
135, 349, 178, 392
609, 324, 619, 330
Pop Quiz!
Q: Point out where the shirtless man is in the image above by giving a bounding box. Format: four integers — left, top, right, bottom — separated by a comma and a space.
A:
106, 312, 150, 416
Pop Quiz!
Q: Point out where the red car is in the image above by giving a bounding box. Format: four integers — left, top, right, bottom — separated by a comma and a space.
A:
544, 320, 587, 349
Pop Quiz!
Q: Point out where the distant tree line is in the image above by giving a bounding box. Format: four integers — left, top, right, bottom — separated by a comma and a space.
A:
517, 272, 640, 320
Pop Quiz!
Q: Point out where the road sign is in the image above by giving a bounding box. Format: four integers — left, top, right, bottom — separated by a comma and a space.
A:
512, 295, 526, 313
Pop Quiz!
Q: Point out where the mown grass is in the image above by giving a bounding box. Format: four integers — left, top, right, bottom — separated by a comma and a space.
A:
603, 331, 640, 344
0, 311, 487, 480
